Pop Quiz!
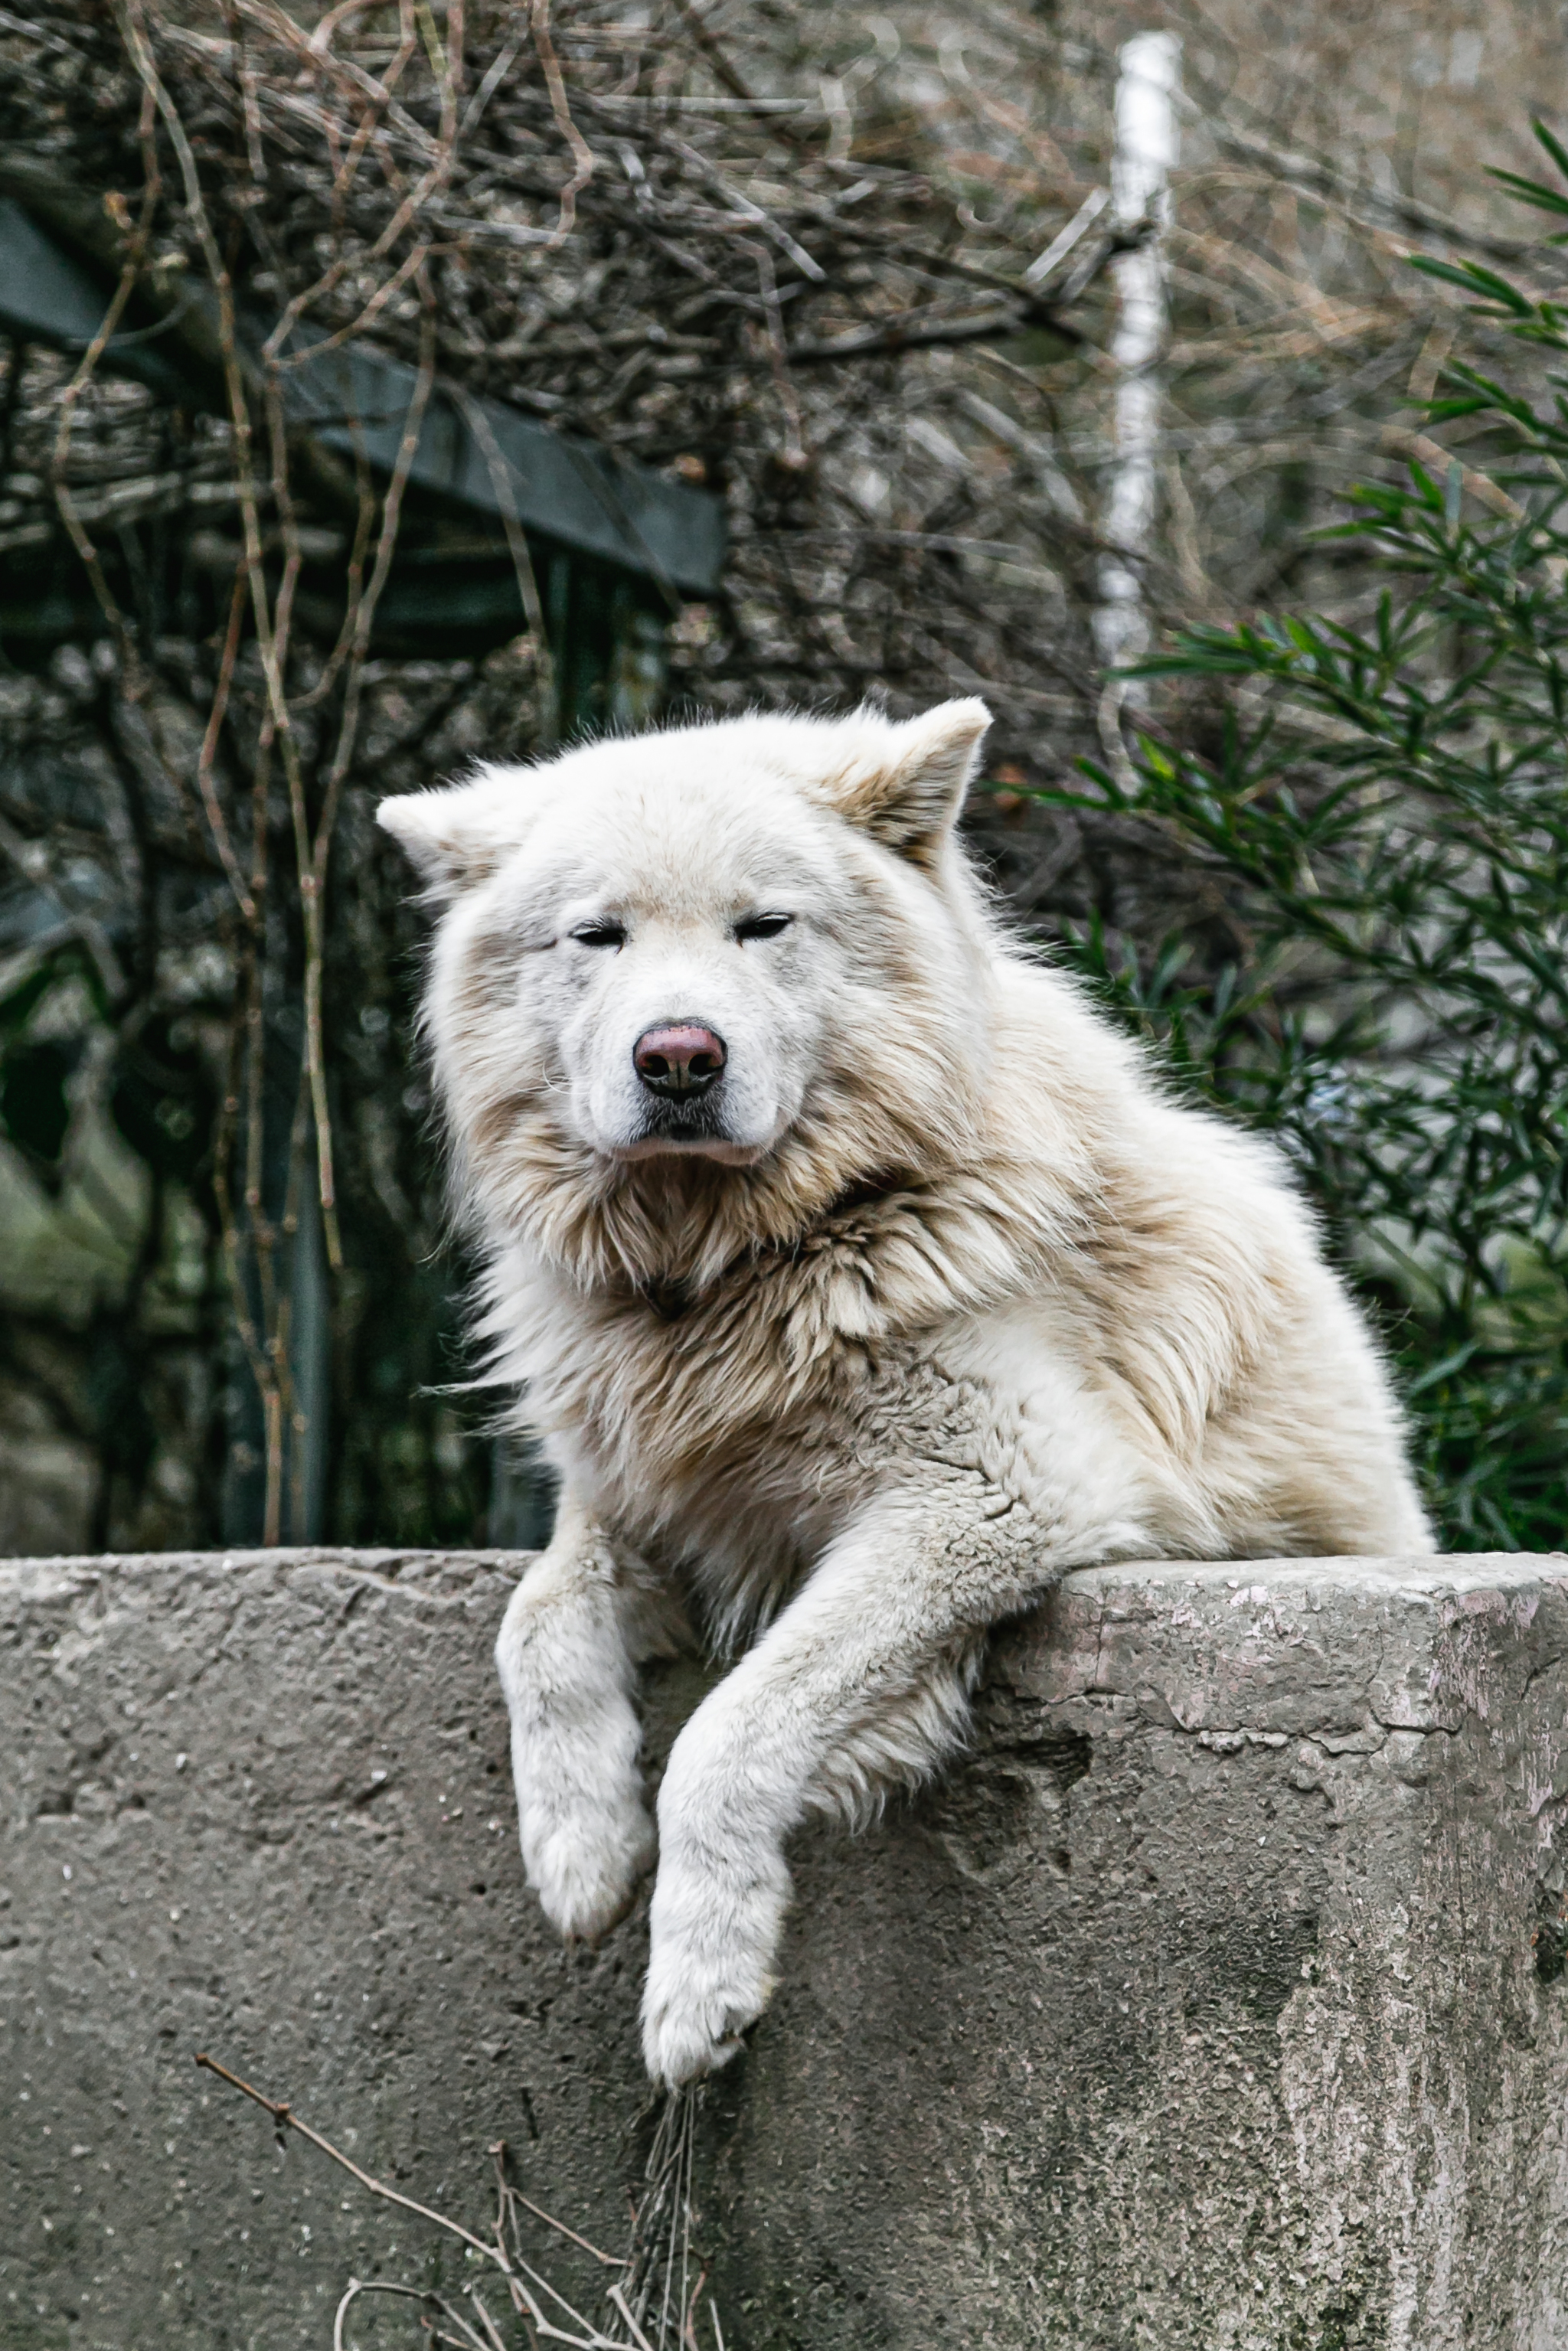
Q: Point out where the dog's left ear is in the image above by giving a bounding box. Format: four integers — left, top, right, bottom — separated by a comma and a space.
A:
828, 697, 992, 868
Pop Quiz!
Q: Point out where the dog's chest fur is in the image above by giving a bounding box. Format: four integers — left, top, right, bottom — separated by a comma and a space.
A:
505, 1194, 1007, 1625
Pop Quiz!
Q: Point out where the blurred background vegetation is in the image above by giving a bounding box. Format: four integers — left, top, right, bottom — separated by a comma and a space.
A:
0, 0, 1562, 1555
1044, 201, 1568, 1546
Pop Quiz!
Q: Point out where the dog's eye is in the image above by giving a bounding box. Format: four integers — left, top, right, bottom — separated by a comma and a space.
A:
733, 913, 792, 943
570, 920, 626, 950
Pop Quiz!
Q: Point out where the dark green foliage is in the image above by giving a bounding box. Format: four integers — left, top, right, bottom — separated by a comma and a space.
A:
1033, 133, 1568, 1550
0, 1039, 73, 1173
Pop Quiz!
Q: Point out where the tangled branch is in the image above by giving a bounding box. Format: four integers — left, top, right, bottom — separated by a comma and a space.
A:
196, 2049, 717, 2349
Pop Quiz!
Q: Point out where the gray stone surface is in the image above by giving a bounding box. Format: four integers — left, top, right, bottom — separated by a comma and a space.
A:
2, 1547, 1566, 2350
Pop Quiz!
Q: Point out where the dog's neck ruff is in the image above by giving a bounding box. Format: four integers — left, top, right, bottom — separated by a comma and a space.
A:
625, 1168, 907, 1323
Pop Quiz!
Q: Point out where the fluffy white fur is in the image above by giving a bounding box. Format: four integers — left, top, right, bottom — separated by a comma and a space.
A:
378, 697, 1431, 2087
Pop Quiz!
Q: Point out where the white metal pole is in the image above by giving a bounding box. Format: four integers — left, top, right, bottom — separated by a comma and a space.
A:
1094, 31, 1181, 692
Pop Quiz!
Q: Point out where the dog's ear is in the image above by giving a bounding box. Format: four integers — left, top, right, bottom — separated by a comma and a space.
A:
825, 697, 992, 867
377, 766, 541, 899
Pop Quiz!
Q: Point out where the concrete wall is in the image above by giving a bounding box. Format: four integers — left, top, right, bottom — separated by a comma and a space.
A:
2, 1546, 1566, 2350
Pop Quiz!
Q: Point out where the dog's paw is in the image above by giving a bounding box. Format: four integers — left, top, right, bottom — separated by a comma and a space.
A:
641, 1941, 774, 2088
640, 1860, 787, 2086
521, 1785, 655, 1944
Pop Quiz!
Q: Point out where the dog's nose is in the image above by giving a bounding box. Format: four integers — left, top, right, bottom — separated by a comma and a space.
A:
634, 1024, 727, 1099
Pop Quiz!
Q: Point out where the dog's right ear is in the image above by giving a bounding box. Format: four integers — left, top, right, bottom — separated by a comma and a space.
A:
377, 767, 540, 899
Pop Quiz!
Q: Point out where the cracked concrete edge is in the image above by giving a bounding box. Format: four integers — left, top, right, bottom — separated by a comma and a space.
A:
0, 1546, 535, 1598
9, 1544, 1566, 1757
6, 1545, 1561, 1609
998, 1552, 1568, 1748
11, 1543, 1566, 1861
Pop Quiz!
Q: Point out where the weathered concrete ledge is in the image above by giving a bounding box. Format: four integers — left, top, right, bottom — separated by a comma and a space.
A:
2, 1548, 1566, 2350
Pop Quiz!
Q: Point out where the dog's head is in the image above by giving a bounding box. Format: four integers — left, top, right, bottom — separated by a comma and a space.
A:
379, 697, 997, 1279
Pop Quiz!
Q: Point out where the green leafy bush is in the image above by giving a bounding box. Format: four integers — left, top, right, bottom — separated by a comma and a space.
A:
1038, 132, 1568, 1549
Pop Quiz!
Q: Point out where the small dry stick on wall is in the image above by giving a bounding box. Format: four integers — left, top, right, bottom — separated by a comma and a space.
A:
194, 2049, 720, 2350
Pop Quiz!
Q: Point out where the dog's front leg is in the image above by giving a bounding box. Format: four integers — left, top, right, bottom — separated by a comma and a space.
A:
641, 1476, 1055, 2085
495, 1489, 662, 1941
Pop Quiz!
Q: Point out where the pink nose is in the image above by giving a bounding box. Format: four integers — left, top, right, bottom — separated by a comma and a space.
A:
633, 1024, 727, 1099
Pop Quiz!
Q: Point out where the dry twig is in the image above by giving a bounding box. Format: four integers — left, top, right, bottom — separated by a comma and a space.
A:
197, 2051, 720, 2350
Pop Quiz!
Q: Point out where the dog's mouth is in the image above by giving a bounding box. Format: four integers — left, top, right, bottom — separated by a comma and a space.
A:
613, 1094, 768, 1166
616, 1135, 768, 1164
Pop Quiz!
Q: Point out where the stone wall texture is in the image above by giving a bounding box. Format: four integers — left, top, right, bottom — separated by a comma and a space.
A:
2, 1546, 1566, 2351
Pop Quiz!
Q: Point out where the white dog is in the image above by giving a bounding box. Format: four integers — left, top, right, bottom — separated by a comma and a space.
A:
378, 697, 1430, 2086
